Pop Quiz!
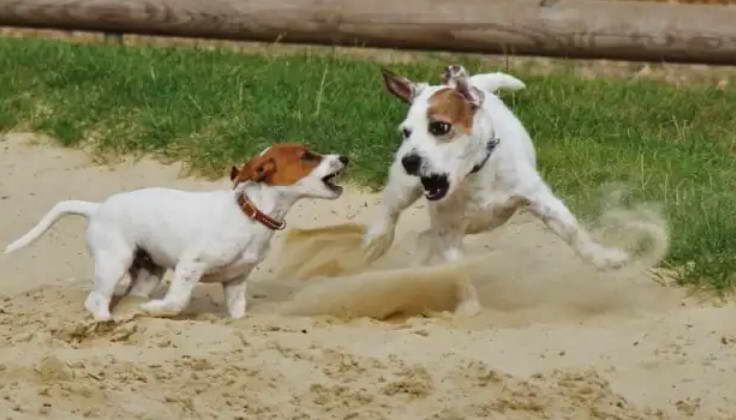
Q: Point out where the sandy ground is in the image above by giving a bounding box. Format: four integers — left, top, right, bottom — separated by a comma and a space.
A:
1, 133, 736, 419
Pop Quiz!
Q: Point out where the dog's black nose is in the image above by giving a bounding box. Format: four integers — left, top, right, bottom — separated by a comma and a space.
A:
339, 155, 349, 166
401, 154, 421, 175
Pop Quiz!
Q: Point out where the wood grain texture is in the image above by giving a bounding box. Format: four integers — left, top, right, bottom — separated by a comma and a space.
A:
0, 0, 735, 64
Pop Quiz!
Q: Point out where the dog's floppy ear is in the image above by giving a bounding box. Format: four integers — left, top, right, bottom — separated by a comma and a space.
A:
232, 156, 277, 188
251, 158, 276, 182
442, 64, 484, 109
381, 68, 417, 104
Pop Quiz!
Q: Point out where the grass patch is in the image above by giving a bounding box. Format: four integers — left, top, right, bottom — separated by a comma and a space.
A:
1, 38, 735, 292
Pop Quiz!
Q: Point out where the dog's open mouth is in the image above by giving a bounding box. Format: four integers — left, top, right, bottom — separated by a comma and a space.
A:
322, 169, 345, 194
421, 174, 449, 201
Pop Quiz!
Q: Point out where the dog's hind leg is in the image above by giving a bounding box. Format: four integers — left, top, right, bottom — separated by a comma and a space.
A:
126, 250, 165, 298
523, 183, 629, 270
127, 266, 164, 298
140, 258, 205, 317
85, 247, 134, 321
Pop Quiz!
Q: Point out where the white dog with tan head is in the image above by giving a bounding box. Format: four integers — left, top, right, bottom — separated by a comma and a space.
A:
5, 143, 349, 321
363, 65, 629, 315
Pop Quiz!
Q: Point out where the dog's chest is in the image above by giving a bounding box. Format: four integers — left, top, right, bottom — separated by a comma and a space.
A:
438, 182, 485, 213
434, 181, 510, 220
201, 247, 266, 282
230, 234, 271, 264
200, 230, 272, 281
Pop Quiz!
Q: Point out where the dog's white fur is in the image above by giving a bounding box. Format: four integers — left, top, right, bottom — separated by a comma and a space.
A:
364, 66, 629, 314
5, 151, 347, 321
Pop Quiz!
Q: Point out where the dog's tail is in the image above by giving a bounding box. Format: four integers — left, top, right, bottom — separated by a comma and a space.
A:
470, 72, 526, 93
4, 200, 99, 254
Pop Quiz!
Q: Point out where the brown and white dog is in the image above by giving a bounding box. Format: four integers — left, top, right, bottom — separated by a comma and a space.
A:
5, 144, 349, 321
363, 65, 629, 315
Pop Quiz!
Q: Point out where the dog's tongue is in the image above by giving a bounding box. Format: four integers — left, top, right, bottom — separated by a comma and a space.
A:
425, 190, 441, 200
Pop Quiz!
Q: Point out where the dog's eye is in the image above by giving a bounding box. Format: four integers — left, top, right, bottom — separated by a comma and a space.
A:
402, 128, 412, 138
429, 121, 452, 136
301, 151, 317, 161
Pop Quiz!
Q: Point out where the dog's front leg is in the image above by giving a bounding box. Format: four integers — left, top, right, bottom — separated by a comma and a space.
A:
455, 276, 481, 317
141, 260, 206, 317
363, 159, 422, 262
524, 183, 629, 270
223, 277, 248, 319
430, 206, 481, 316
429, 203, 467, 263
223, 267, 254, 319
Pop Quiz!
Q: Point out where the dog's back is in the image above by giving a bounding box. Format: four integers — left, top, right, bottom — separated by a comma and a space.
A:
89, 188, 237, 266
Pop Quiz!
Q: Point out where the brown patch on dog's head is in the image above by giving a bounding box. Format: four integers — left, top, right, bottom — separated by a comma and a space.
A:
231, 143, 323, 188
426, 88, 477, 137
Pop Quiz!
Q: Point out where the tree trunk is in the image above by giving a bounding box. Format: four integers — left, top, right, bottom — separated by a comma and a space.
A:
0, 0, 735, 64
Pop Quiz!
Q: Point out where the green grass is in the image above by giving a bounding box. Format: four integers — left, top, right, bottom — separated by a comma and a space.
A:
1, 38, 735, 292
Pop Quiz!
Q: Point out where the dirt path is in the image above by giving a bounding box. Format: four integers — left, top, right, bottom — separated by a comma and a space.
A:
1, 134, 735, 419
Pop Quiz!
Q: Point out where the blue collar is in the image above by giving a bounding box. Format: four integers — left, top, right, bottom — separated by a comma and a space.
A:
468, 137, 499, 175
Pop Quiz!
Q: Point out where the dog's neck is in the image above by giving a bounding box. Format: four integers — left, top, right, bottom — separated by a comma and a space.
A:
235, 182, 299, 227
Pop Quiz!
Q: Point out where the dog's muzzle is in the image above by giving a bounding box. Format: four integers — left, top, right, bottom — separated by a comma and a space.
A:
405, 137, 499, 202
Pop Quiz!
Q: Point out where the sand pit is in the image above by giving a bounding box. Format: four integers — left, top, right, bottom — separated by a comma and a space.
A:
2, 133, 736, 419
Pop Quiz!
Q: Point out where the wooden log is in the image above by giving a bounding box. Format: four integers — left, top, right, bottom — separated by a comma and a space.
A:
0, 0, 735, 65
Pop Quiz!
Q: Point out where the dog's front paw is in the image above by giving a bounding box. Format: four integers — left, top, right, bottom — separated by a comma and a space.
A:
362, 221, 396, 263
591, 247, 630, 270
140, 299, 182, 317
84, 291, 112, 322
226, 297, 247, 320
228, 307, 246, 320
